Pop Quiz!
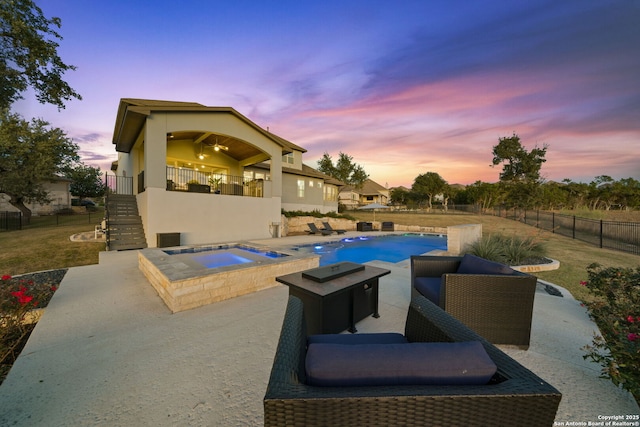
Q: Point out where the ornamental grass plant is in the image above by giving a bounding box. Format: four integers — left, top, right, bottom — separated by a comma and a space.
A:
581, 264, 640, 404
464, 232, 548, 266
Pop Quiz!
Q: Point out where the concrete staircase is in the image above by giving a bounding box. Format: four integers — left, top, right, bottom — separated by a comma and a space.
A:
105, 194, 147, 251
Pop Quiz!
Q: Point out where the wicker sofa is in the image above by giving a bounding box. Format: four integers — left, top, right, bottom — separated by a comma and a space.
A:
411, 254, 537, 349
263, 294, 561, 426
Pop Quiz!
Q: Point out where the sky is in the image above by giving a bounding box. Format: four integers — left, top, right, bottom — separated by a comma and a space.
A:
13, 0, 640, 188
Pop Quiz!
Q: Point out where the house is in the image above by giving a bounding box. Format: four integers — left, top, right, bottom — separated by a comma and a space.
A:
0, 176, 72, 215
110, 98, 342, 248
339, 178, 390, 208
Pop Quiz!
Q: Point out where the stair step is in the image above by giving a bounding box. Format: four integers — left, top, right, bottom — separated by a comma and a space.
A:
105, 194, 147, 251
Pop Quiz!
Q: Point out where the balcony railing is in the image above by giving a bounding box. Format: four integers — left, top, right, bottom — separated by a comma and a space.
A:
165, 166, 263, 197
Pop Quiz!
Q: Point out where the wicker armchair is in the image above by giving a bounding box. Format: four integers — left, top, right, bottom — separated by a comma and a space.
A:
263, 294, 561, 427
411, 255, 537, 349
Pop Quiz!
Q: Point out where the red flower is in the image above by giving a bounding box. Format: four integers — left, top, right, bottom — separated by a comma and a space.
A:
628, 333, 639, 342
628, 315, 636, 323
51, 286, 58, 292
10, 287, 33, 306
580, 281, 587, 286
1, 274, 12, 281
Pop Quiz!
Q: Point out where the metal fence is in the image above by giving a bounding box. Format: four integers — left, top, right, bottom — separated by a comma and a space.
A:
1, 211, 22, 231
512, 209, 640, 256
1, 209, 104, 232
380, 205, 640, 256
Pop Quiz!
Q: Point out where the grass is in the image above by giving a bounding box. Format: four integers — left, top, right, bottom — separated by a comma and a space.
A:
350, 211, 640, 302
0, 225, 104, 276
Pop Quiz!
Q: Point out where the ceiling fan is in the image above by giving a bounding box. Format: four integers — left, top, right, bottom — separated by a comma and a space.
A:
212, 141, 229, 152
197, 139, 229, 159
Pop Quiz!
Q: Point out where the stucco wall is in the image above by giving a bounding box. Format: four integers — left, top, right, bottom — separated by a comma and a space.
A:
139, 188, 281, 247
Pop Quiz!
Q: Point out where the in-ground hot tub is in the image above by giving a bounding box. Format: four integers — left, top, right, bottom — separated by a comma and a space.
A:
139, 243, 319, 313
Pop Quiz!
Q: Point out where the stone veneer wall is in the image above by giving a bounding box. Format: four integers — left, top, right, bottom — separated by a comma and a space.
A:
281, 215, 448, 236
139, 251, 319, 313
446, 224, 482, 255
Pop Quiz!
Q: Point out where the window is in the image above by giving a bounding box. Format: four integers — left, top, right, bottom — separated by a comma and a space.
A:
297, 179, 305, 198
309, 180, 314, 188
283, 153, 294, 164
324, 185, 337, 202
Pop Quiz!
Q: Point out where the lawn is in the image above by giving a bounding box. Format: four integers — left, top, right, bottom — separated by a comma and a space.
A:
0, 224, 104, 276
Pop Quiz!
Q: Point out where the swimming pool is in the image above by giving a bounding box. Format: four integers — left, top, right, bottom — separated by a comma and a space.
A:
293, 234, 447, 265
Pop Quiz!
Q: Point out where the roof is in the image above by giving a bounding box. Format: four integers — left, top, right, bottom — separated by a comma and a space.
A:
112, 98, 306, 154
342, 178, 388, 195
251, 163, 345, 186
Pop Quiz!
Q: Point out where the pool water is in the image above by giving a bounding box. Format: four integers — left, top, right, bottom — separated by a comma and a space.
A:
192, 252, 254, 268
295, 234, 446, 265
163, 245, 288, 269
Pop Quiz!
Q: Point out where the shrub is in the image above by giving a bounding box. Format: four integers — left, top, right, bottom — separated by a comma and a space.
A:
281, 210, 355, 221
465, 233, 548, 265
581, 263, 640, 402
1, 273, 62, 383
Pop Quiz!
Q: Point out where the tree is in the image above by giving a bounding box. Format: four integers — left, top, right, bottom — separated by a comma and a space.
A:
491, 133, 547, 184
491, 133, 548, 209
317, 152, 368, 190
66, 164, 105, 201
0, 0, 81, 111
411, 172, 447, 210
0, 112, 79, 222
460, 181, 503, 212
389, 187, 410, 206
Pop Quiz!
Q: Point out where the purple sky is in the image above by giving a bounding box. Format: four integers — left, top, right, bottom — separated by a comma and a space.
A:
14, 0, 640, 187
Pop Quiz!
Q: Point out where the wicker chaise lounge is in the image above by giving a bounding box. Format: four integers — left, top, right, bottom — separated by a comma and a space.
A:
411, 254, 537, 349
263, 294, 561, 427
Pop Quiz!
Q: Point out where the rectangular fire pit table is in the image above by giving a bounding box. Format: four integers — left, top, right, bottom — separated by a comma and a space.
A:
276, 262, 391, 334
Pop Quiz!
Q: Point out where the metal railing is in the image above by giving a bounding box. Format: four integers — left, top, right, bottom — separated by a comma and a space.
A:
105, 174, 133, 195
165, 166, 263, 197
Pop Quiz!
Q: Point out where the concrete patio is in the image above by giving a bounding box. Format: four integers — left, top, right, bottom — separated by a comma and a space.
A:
0, 233, 638, 426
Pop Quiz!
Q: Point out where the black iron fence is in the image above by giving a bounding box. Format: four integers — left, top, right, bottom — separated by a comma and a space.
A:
1, 209, 105, 232
512, 209, 640, 256
1, 211, 22, 231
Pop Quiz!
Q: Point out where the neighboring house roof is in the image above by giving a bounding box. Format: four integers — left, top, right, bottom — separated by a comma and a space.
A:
252, 162, 345, 186
342, 178, 388, 195
112, 98, 306, 155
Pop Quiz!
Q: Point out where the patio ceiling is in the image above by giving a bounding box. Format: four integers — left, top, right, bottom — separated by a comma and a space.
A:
169, 131, 268, 163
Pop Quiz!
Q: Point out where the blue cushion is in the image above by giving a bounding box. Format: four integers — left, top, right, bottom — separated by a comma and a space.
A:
308, 333, 408, 346
414, 277, 442, 304
457, 254, 514, 275
305, 341, 497, 387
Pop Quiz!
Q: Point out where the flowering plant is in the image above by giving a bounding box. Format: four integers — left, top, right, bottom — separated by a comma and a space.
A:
581, 263, 639, 403
1, 273, 59, 381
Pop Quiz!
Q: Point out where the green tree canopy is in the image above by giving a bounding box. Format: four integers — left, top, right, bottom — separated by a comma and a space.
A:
411, 172, 447, 210
0, 0, 81, 111
0, 112, 79, 221
66, 164, 105, 201
491, 133, 547, 184
491, 133, 548, 209
317, 152, 368, 190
